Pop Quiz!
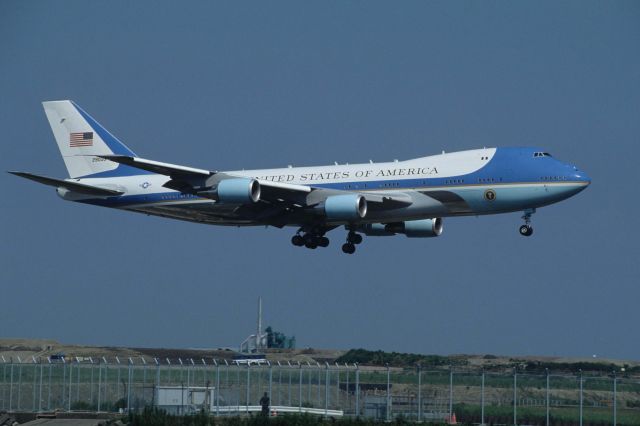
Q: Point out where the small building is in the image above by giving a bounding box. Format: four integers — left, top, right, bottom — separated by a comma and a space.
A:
154, 386, 215, 414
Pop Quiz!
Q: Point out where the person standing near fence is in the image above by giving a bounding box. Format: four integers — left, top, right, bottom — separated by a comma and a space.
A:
260, 392, 270, 416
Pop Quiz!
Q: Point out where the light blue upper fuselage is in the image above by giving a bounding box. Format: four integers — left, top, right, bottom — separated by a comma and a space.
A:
64, 146, 590, 227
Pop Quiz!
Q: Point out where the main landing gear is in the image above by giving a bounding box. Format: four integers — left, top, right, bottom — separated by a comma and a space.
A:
292, 227, 364, 254
291, 228, 329, 250
519, 208, 535, 237
341, 231, 363, 254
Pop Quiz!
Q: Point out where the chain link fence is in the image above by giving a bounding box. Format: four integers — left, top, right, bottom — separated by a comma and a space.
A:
1, 358, 639, 424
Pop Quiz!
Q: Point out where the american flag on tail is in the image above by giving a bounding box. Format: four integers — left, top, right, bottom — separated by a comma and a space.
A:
69, 132, 93, 147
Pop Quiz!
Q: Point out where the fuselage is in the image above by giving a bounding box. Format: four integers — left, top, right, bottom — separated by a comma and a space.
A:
64, 147, 590, 226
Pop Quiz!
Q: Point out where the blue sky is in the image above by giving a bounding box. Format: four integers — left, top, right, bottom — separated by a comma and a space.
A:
1, 1, 639, 360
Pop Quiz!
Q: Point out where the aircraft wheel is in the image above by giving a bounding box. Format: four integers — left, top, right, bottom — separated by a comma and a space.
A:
347, 232, 363, 244
305, 239, 318, 249
318, 236, 330, 247
519, 225, 533, 237
341, 243, 356, 254
291, 235, 304, 246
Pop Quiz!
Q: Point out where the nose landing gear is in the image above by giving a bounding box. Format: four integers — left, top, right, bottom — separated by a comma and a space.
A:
519, 208, 535, 237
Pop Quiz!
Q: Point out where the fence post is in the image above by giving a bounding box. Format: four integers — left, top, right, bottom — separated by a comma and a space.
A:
116, 357, 121, 408
336, 364, 340, 410
97, 362, 102, 412
579, 370, 583, 426
128, 359, 133, 413
448, 366, 453, 422
355, 363, 360, 417
317, 363, 321, 408
613, 371, 617, 426
278, 364, 282, 406
287, 363, 292, 406
269, 364, 273, 407
386, 363, 391, 422
513, 367, 517, 426
38, 361, 43, 412
545, 369, 550, 426
298, 363, 302, 412
325, 363, 329, 416
90, 361, 95, 406
245, 364, 250, 414
9, 361, 13, 412
215, 361, 220, 416
67, 361, 72, 411
77, 361, 81, 403
61, 361, 66, 409
345, 365, 349, 413
307, 363, 311, 404
417, 364, 422, 422
481, 370, 485, 426
47, 362, 52, 410
1, 361, 6, 411
32, 361, 37, 412
17, 361, 22, 411
105, 363, 110, 411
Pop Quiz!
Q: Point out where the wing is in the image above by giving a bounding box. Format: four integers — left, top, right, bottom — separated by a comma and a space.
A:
99, 155, 413, 225
100, 154, 313, 204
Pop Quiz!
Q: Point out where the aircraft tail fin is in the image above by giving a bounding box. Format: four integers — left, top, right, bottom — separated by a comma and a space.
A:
43, 100, 142, 179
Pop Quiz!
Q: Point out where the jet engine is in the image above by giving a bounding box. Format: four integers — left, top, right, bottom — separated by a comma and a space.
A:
323, 194, 368, 221
359, 218, 443, 238
216, 178, 261, 203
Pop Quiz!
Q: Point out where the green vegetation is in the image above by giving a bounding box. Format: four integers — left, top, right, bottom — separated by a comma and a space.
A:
452, 403, 640, 426
123, 407, 640, 426
520, 360, 640, 375
335, 349, 467, 368
126, 410, 441, 426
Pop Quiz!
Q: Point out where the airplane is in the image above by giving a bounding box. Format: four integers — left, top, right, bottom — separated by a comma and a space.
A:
10, 100, 591, 254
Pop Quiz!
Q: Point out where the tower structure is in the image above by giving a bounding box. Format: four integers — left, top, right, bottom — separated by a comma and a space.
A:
240, 297, 268, 353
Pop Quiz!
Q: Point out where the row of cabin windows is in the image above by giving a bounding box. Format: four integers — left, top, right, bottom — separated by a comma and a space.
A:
161, 193, 196, 200
541, 176, 568, 181
478, 177, 502, 183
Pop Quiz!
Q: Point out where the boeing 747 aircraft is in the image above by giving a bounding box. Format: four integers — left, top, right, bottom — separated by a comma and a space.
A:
10, 101, 591, 254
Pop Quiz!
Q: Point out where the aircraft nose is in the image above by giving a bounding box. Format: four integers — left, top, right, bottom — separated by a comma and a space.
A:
574, 170, 591, 185
568, 164, 591, 185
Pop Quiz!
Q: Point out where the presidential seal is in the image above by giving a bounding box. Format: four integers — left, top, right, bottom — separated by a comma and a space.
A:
484, 189, 496, 201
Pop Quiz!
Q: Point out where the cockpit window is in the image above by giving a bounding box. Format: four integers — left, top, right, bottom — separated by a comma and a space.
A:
533, 152, 553, 158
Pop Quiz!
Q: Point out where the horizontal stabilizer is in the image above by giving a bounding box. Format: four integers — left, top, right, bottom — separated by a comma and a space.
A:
99, 155, 212, 178
8, 171, 124, 196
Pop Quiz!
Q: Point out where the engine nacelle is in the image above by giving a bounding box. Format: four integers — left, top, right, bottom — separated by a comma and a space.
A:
217, 178, 261, 203
324, 194, 367, 221
387, 218, 443, 237
358, 223, 395, 236
359, 218, 443, 238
